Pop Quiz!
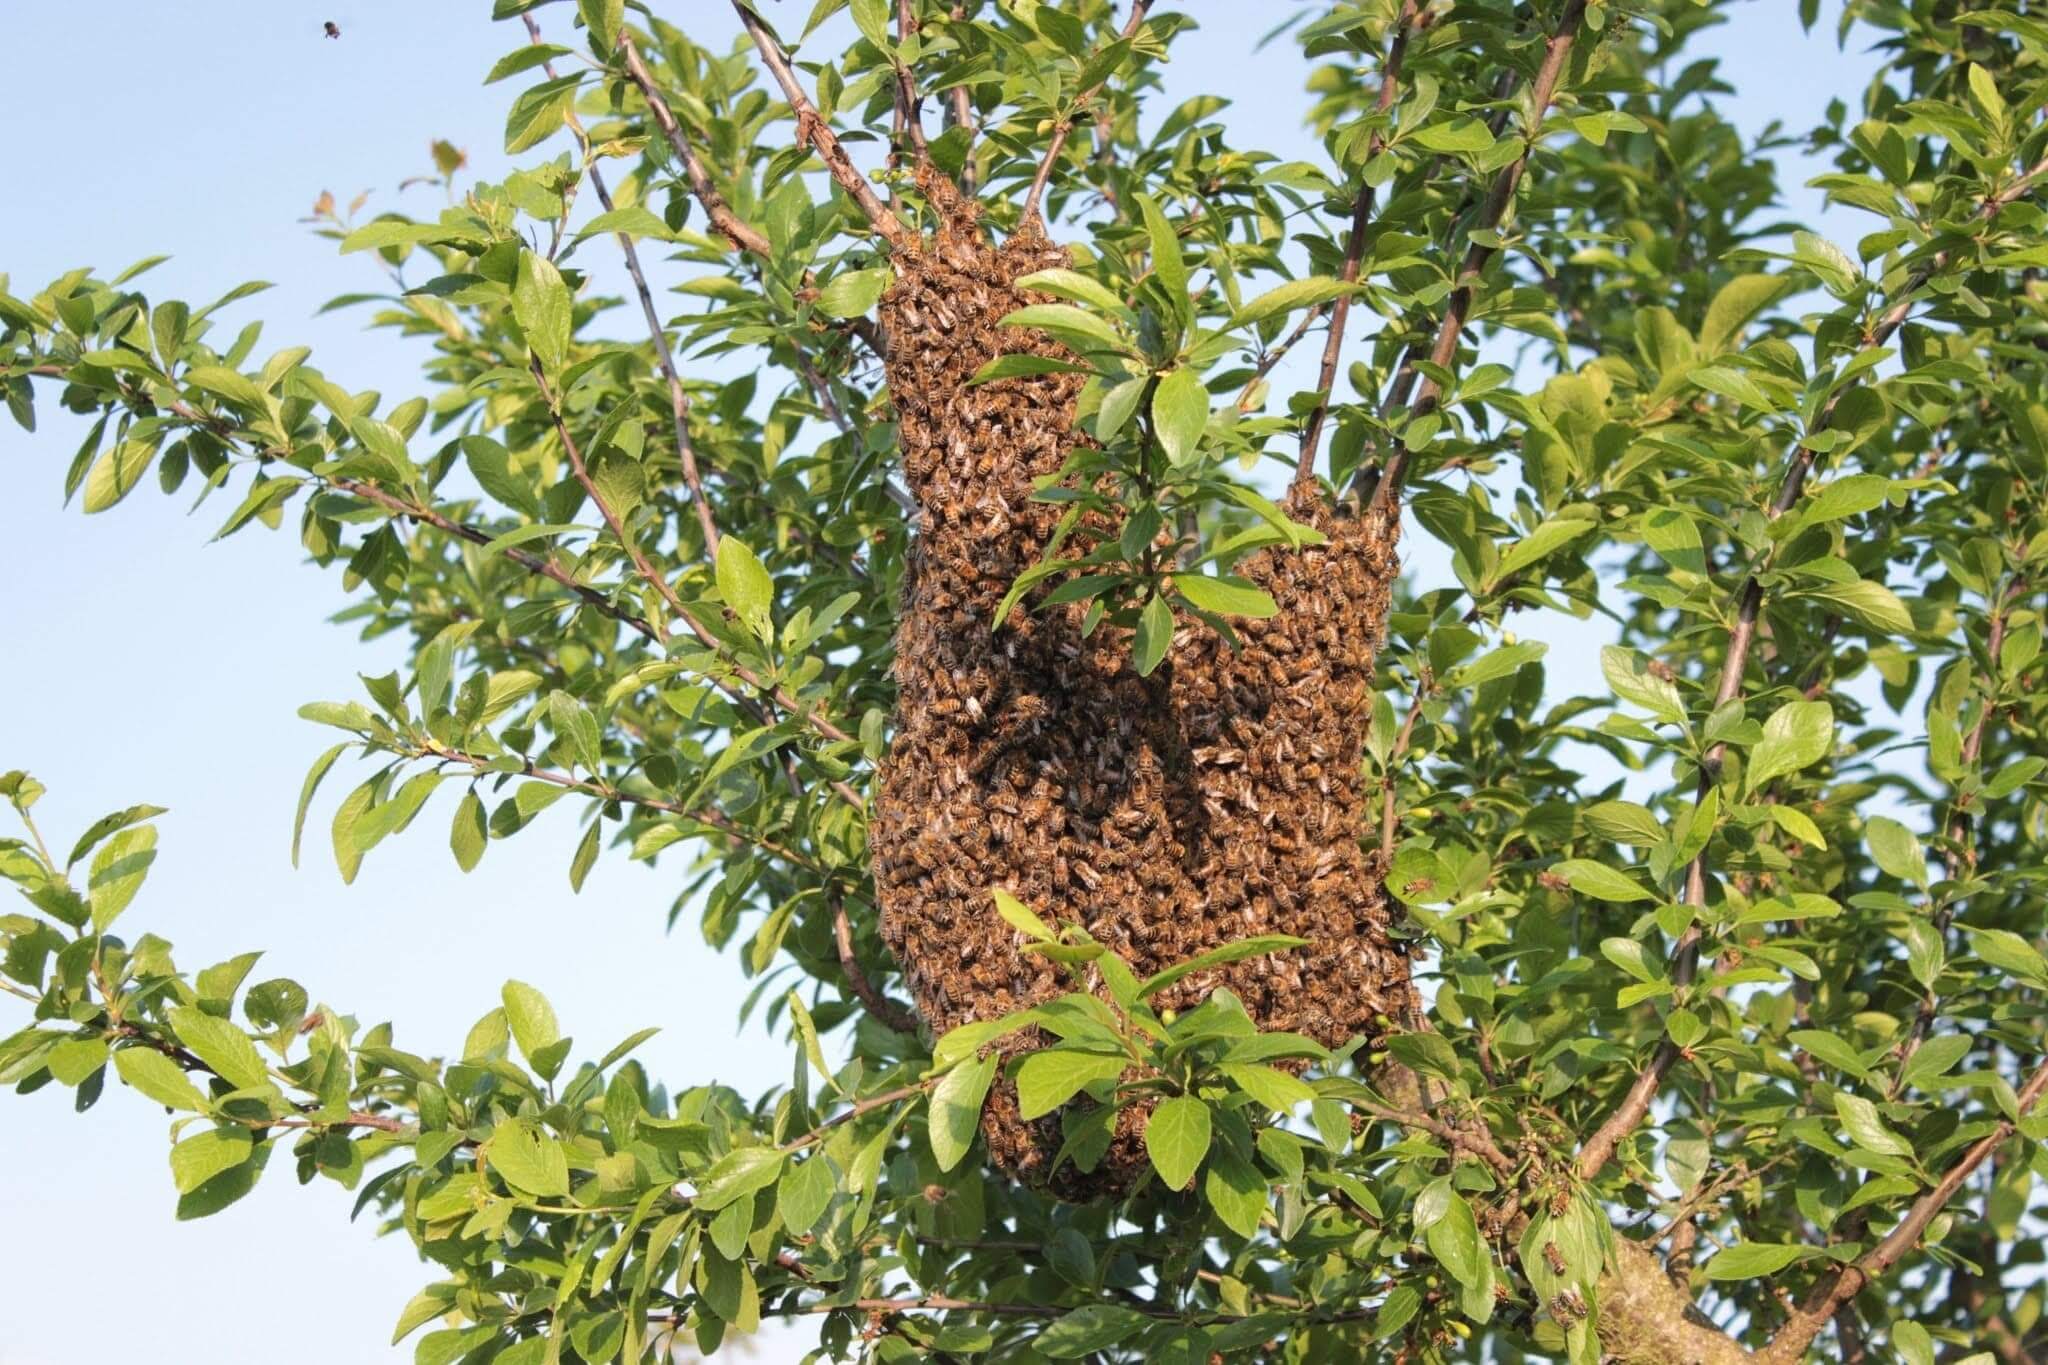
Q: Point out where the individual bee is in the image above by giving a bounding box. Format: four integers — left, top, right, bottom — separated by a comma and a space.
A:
323, 20, 341, 37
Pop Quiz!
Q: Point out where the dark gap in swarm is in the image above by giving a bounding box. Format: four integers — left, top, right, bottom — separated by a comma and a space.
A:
873, 167, 1414, 1196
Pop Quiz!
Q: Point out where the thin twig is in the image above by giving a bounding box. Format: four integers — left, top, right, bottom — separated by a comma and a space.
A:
1888, 575, 2023, 1096
1762, 1056, 2048, 1363
533, 361, 867, 804
945, 4, 979, 194
832, 888, 920, 1034
1295, 1, 1420, 488
731, 2, 912, 248
1020, 1, 1151, 222
528, 17, 719, 553
1363, 0, 1588, 512
619, 33, 774, 256
1574, 157, 2048, 1182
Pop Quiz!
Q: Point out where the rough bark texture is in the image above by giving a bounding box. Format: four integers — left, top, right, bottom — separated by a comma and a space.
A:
1597, 1240, 1754, 1365
872, 175, 1415, 1191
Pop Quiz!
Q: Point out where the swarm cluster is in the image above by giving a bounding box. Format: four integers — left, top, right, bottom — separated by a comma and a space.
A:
872, 179, 1413, 1192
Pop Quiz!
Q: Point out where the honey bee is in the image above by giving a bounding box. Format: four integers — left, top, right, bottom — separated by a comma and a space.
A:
323, 20, 341, 38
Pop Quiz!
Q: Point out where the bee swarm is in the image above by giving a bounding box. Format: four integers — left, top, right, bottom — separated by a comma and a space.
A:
873, 177, 1413, 1195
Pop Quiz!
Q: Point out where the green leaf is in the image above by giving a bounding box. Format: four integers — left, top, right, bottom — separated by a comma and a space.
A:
66, 804, 167, 869
292, 744, 349, 869
1015, 1049, 1126, 1120
501, 979, 561, 1071
549, 689, 603, 773
1136, 194, 1187, 306
816, 267, 891, 318
171, 1126, 253, 1194
1966, 928, 2048, 989
512, 250, 572, 373
991, 887, 1056, 942
505, 75, 578, 154
1014, 267, 1128, 316
1746, 700, 1834, 795
185, 365, 268, 412
999, 303, 1127, 353
82, 441, 155, 514
1865, 816, 1926, 888
1425, 1187, 1486, 1288
167, 1006, 270, 1091
1144, 1094, 1212, 1190
1699, 273, 1796, 353
966, 353, 1094, 385
1202, 1147, 1268, 1238
1600, 646, 1685, 724
488, 1118, 570, 1197
1152, 366, 1209, 466
1171, 573, 1277, 618
1800, 580, 1913, 635
929, 1053, 997, 1172
1899, 1034, 1972, 1092
115, 1046, 209, 1112
1138, 934, 1306, 998
47, 1036, 108, 1085
1833, 1092, 1912, 1157
450, 790, 488, 872
1134, 593, 1175, 677
1705, 1242, 1817, 1280
1034, 1306, 1149, 1359
1490, 517, 1595, 589
1226, 276, 1351, 330
1219, 1062, 1316, 1114
577, 0, 623, 53
694, 1146, 786, 1211
777, 1154, 836, 1234
715, 536, 775, 643
1411, 115, 1496, 154
1555, 859, 1655, 903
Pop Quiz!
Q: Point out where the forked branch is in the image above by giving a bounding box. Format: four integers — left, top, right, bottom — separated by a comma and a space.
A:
1360, 0, 1588, 512
1020, 0, 1152, 222
731, 2, 912, 248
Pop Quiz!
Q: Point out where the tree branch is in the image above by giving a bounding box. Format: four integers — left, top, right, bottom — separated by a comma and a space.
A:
1762, 1056, 2048, 1363
832, 888, 920, 1034
731, 2, 912, 248
1363, 0, 1587, 512
1020, 1, 1151, 222
618, 33, 774, 257
528, 18, 720, 555
1295, 0, 1421, 488
1574, 159, 2048, 1181
531, 363, 865, 805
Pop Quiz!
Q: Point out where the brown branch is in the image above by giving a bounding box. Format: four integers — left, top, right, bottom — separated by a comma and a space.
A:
533, 362, 865, 804
832, 888, 920, 1034
1364, 0, 1588, 513
415, 739, 827, 876
1762, 1056, 2048, 1363
1357, 1100, 1516, 1182
618, 33, 774, 257
1295, 1, 1420, 488
889, 0, 932, 168
1574, 160, 2048, 1182
1889, 576, 2023, 1096
732, 2, 911, 248
1377, 673, 1428, 867
1020, 0, 1152, 222
780, 1080, 934, 1154
945, 4, 978, 194
139, 386, 670, 646
529, 18, 720, 555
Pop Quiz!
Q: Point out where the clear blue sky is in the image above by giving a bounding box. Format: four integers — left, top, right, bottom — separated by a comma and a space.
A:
0, 4, 1864, 1362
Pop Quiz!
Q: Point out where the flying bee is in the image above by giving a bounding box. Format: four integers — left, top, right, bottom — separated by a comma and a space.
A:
323, 20, 341, 37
